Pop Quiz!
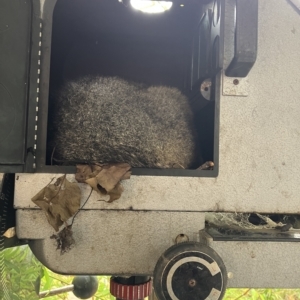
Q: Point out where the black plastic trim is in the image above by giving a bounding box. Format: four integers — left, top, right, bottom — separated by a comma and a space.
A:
225, 0, 258, 77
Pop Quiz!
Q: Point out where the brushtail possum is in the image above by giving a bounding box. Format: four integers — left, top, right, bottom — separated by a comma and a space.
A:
48, 76, 200, 168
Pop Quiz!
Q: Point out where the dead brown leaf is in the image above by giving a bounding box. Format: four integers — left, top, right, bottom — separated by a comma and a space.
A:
75, 165, 93, 183
85, 177, 103, 194
96, 163, 131, 192
107, 182, 124, 202
3, 227, 16, 238
92, 163, 103, 173
76, 163, 131, 202
76, 164, 104, 182
32, 176, 81, 231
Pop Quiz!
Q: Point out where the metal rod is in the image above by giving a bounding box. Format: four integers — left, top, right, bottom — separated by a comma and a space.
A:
39, 284, 74, 298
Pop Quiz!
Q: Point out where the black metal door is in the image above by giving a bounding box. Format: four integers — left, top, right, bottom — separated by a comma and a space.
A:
0, 1, 33, 173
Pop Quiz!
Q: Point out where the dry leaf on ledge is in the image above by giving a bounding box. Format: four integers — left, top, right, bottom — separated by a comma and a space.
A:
106, 182, 124, 203
31, 176, 81, 232
3, 227, 16, 238
76, 163, 131, 202
75, 165, 93, 183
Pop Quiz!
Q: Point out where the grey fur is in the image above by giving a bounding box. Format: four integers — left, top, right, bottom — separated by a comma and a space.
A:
48, 76, 200, 168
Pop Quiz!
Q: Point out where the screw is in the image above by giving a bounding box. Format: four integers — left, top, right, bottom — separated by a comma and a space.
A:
175, 234, 189, 244
189, 279, 196, 287
233, 79, 239, 85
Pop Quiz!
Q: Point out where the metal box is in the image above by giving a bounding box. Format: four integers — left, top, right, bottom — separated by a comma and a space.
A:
2, 0, 300, 295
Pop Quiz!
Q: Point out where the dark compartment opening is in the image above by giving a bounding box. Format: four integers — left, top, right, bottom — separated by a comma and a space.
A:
45, 0, 220, 176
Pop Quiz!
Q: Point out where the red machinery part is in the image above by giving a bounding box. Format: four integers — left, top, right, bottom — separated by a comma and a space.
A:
110, 277, 152, 300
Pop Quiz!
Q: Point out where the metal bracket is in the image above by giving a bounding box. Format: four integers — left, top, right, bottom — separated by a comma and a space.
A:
199, 229, 213, 246
222, 71, 249, 96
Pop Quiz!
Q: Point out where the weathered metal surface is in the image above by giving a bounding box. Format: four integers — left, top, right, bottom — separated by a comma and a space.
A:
222, 72, 249, 96
213, 240, 300, 288
17, 209, 205, 275
13, 0, 300, 286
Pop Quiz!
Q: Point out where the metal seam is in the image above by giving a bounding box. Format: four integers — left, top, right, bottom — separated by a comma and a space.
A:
33, 22, 43, 169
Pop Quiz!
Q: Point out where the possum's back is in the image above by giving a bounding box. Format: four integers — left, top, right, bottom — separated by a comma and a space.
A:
48, 76, 200, 168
